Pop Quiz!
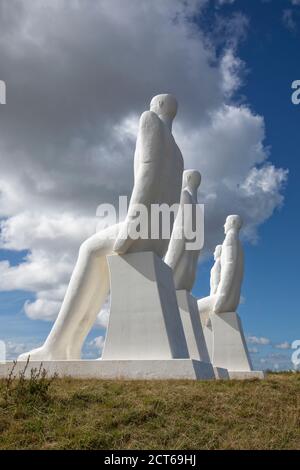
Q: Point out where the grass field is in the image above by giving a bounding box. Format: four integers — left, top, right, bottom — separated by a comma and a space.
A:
0, 371, 299, 450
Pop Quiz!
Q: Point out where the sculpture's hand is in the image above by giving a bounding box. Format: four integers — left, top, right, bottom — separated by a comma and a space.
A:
113, 222, 134, 255
213, 294, 226, 314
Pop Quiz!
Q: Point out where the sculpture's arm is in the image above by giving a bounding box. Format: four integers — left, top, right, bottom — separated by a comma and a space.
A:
164, 189, 190, 269
213, 237, 237, 313
210, 262, 221, 295
210, 270, 216, 295
114, 111, 163, 254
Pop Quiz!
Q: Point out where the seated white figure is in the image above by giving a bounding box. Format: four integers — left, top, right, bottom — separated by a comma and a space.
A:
198, 215, 244, 317
210, 245, 222, 296
19, 94, 184, 361
164, 169, 202, 292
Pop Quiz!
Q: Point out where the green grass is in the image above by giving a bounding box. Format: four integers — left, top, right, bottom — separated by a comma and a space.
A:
0, 371, 300, 450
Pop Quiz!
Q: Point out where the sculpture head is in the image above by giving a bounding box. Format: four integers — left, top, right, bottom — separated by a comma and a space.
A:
182, 169, 201, 191
214, 245, 222, 260
224, 215, 243, 234
150, 94, 178, 121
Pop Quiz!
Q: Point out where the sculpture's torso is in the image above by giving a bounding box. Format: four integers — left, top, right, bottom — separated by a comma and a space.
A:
129, 112, 184, 257
171, 189, 200, 291
219, 238, 244, 312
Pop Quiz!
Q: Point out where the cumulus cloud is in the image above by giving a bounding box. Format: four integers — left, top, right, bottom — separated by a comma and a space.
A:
3, 339, 40, 360
216, 0, 236, 5
248, 347, 258, 354
87, 336, 105, 358
282, 8, 300, 33
95, 300, 111, 329
258, 352, 293, 371
0, 0, 287, 330
247, 336, 271, 345
274, 341, 291, 350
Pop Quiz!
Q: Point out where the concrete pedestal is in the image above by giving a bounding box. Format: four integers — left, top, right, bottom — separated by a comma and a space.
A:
0, 360, 215, 380
176, 290, 217, 379
102, 252, 189, 360
176, 291, 211, 362
211, 312, 253, 371
199, 311, 213, 363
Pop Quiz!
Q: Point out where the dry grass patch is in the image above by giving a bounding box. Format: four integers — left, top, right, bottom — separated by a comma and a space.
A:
0, 372, 299, 450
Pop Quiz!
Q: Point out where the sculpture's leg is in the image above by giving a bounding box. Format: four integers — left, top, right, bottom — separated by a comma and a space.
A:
19, 224, 120, 361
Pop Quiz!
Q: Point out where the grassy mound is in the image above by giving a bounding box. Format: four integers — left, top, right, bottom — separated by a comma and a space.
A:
0, 371, 299, 450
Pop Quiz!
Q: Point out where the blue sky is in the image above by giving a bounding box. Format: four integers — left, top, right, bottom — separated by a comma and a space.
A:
0, 0, 299, 369
194, 0, 300, 370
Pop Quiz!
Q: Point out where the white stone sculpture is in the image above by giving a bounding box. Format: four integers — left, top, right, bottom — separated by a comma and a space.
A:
198, 215, 256, 375
163, 170, 216, 374
200, 245, 222, 361
164, 169, 202, 292
19, 94, 184, 361
197, 215, 244, 315
210, 245, 222, 296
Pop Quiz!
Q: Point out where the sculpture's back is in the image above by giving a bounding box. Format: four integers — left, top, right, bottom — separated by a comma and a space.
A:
124, 95, 184, 258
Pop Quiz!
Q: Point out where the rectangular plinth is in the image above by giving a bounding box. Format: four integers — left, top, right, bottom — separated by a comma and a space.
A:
228, 370, 265, 380
0, 360, 216, 380
176, 291, 211, 363
211, 312, 253, 372
102, 252, 189, 360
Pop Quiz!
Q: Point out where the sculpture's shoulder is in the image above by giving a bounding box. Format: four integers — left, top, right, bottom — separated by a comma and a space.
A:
139, 110, 162, 134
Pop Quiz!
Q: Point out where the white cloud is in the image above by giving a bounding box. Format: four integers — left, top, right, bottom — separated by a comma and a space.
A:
282, 9, 297, 32
258, 352, 293, 371
3, 340, 40, 360
95, 300, 111, 329
0, 0, 287, 327
217, 0, 236, 4
247, 336, 271, 345
87, 336, 105, 357
220, 49, 244, 96
249, 347, 258, 354
274, 341, 291, 350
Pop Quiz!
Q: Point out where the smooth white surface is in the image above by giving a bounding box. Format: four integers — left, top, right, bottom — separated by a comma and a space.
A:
164, 170, 202, 291
210, 245, 222, 295
197, 215, 244, 316
0, 362, 265, 380
19, 94, 184, 362
0, 360, 216, 380
211, 312, 253, 371
102, 252, 190, 360
176, 290, 212, 364
200, 311, 213, 363
228, 371, 265, 380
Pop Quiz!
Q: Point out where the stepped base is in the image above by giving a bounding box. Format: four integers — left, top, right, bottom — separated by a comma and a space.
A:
228, 370, 265, 380
0, 359, 216, 380
0, 361, 264, 380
